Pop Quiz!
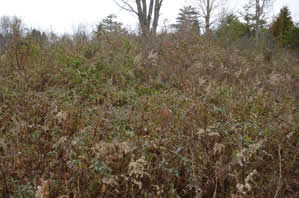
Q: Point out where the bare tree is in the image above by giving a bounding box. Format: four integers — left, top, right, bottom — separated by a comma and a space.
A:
253, 0, 273, 40
113, 0, 164, 35
194, 0, 225, 33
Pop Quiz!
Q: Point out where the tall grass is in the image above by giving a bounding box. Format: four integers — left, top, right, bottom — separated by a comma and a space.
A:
0, 28, 297, 197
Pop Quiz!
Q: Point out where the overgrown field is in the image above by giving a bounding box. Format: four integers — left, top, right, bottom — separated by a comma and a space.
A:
0, 33, 298, 197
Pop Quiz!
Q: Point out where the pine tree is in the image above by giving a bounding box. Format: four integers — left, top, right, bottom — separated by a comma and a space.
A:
240, 1, 268, 38
284, 25, 299, 49
240, 2, 256, 37
270, 6, 294, 45
172, 6, 200, 34
216, 13, 247, 40
96, 14, 126, 34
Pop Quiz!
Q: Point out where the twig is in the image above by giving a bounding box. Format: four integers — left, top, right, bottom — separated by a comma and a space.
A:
112, 0, 138, 15
274, 144, 282, 198
213, 175, 218, 198
93, 112, 102, 138
188, 142, 203, 198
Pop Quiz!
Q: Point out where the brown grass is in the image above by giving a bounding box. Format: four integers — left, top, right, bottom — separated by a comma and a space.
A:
0, 31, 297, 198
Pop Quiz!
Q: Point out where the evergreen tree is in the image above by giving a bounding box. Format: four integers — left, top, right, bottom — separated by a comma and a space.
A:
216, 13, 247, 40
26, 29, 48, 46
96, 14, 126, 35
284, 25, 299, 49
270, 6, 295, 47
240, 1, 255, 37
0, 33, 5, 54
172, 6, 200, 34
240, 1, 268, 38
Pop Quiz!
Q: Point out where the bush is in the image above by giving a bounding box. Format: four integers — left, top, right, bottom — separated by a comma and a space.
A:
0, 19, 297, 198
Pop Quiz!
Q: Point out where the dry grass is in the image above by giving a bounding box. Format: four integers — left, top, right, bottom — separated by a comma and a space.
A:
0, 32, 297, 198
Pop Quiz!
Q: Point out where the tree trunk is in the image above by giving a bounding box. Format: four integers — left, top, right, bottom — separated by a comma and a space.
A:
151, 0, 162, 34
205, 0, 210, 33
136, 0, 163, 35
114, 0, 164, 36
136, 0, 149, 35
255, 0, 260, 40
147, 0, 154, 30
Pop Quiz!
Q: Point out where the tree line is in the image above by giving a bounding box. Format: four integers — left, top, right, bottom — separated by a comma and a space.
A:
112, 0, 298, 48
0, 0, 298, 51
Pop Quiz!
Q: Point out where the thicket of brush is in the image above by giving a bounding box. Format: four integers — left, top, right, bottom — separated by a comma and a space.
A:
0, 18, 298, 198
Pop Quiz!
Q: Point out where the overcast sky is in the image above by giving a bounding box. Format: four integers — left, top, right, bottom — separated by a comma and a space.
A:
0, 0, 298, 34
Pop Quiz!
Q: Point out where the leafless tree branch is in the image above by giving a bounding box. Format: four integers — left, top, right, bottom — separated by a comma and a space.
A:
195, 0, 226, 33
112, 0, 138, 15
113, 0, 164, 35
